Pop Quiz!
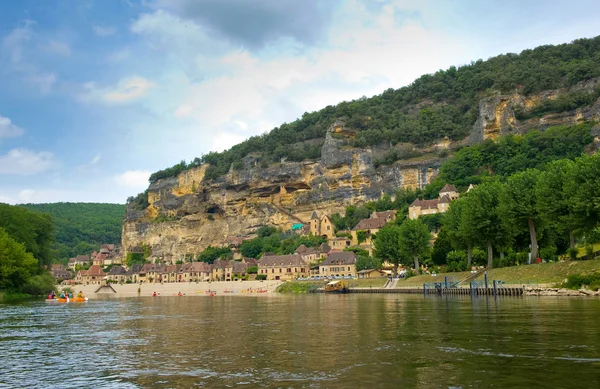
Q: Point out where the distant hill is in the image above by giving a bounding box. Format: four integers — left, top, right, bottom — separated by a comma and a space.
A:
21, 203, 125, 262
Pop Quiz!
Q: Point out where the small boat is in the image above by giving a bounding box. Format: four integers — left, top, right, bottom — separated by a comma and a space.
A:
45, 297, 88, 303
324, 280, 348, 293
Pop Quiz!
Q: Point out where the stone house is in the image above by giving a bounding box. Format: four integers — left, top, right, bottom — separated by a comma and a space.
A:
309, 212, 335, 239
408, 184, 458, 220
328, 236, 352, 250
357, 269, 384, 279
106, 265, 127, 283
137, 264, 154, 283
294, 244, 320, 264
68, 255, 90, 270
320, 251, 358, 278
179, 262, 211, 282
162, 265, 181, 283
126, 264, 143, 283
370, 210, 396, 222
211, 260, 232, 281
80, 265, 106, 285
51, 265, 71, 282
146, 264, 166, 283
258, 254, 308, 281
351, 217, 388, 246
93, 253, 108, 266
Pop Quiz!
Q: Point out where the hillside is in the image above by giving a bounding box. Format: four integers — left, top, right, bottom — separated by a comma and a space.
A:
142, 36, 600, 188
21, 203, 125, 262
123, 37, 600, 262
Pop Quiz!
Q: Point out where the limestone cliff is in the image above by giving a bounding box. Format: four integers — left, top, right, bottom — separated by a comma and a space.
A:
123, 80, 600, 263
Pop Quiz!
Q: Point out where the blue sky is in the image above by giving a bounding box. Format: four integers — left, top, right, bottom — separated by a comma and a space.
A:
1, 0, 599, 204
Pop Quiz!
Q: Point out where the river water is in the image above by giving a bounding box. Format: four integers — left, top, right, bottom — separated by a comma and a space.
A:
1, 294, 599, 388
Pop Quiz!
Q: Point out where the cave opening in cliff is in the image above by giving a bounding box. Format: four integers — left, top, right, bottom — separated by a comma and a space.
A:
206, 204, 223, 214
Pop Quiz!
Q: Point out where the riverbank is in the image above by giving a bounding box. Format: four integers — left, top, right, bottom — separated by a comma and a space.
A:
395, 259, 600, 287
64, 280, 282, 299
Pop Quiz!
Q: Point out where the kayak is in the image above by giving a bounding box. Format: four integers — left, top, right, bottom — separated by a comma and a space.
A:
45, 297, 88, 303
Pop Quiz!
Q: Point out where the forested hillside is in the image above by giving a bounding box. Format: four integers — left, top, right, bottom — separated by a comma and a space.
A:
0, 204, 56, 296
21, 203, 125, 262
146, 36, 600, 184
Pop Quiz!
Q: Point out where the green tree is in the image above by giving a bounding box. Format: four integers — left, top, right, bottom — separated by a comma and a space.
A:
431, 227, 452, 265
499, 169, 543, 261
240, 238, 264, 258
567, 153, 600, 233
355, 255, 382, 272
462, 182, 507, 268
374, 224, 403, 276
0, 228, 38, 292
536, 159, 579, 250
197, 246, 232, 264
443, 197, 476, 266
398, 219, 431, 275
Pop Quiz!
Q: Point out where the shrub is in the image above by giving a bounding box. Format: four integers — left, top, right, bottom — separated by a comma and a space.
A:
21, 273, 56, 296
540, 246, 557, 262
247, 266, 258, 274
256, 274, 267, 280
562, 273, 600, 291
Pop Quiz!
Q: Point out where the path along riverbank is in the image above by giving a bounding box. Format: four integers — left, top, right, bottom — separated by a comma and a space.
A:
65, 280, 282, 299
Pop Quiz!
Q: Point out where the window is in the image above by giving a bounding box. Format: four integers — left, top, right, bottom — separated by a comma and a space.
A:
271, 269, 274, 273
327, 225, 330, 230
279, 268, 282, 273
287, 268, 291, 273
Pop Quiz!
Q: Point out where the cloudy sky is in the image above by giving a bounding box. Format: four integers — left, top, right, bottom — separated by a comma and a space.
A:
1, 0, 599, 204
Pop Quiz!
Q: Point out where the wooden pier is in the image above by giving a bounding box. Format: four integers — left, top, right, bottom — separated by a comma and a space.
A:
315, 286, 523, 296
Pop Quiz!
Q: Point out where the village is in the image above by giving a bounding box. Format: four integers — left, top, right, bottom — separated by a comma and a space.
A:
51, 185, 462, 287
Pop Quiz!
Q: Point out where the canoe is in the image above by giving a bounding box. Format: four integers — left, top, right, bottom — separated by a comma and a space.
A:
45, 297, 87, 303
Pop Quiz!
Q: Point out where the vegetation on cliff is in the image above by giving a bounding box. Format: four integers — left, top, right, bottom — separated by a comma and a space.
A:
145, 36, 600, 185
0, 204, 57, 296
21, 203, 125, 263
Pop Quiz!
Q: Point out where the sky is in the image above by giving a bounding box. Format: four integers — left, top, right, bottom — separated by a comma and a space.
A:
1, 0, 599, 204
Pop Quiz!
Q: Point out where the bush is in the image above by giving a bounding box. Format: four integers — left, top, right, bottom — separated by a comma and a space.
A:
256, 274, 267, 280
247, 266, 258, 274
562, 273, 600, 291
21, 273, 56, 296
540, 246, 557, 262
446, 250, 468, 272
276, 281, 320, 293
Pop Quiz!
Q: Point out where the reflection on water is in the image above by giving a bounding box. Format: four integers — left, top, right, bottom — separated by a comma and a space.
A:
1, 295, 600, 388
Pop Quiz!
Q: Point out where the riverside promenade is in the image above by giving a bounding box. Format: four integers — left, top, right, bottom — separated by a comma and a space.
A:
67, 280, 282, 299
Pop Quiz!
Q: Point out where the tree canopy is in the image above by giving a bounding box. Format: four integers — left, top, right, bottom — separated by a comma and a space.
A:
21, 203, 125, 263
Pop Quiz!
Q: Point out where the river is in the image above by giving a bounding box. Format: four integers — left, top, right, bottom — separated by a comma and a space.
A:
1, 295, 599, 388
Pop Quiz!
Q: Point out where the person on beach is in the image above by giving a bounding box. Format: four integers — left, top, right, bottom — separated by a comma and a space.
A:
178, 291, 183, 296
153, 292, 157, 297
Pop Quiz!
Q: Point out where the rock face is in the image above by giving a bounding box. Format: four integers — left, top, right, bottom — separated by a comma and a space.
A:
469, 78, 600, 143
122, 128, 444, 262
123, 81, 600, 263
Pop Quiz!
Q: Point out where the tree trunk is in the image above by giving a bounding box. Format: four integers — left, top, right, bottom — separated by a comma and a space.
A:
528, 218, 538, 262
467, 244, 472, 268
487, 241, 493, 269
569, 230, 575, 250
413, 256, 420, 275
392, 262, 398, 277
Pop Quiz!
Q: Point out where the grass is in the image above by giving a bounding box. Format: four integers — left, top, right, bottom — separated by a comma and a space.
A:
276, 281, 323, 293
394, 259, 600, 288
347, 277, 388, 288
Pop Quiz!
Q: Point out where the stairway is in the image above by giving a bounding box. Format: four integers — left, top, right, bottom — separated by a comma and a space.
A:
456, 268, 487, 286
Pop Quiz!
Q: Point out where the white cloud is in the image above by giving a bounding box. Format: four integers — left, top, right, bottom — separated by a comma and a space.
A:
44, 40, 71, 56
0, 149, 57, 175
18, 189, 36, 203
93, 25, 117, 37
115, 170, 151, 189
82, 76, 154, 104
0, 115, 25, 141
